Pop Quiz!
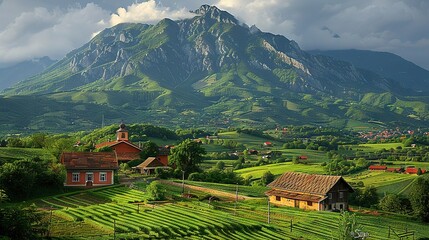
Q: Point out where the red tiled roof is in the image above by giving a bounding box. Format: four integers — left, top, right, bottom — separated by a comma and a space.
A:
267, 172, 353, 195
134, 157, 169, 170
265, 189, 325, 202
61, 152, 118, 170
369, 165, 387, 170
95, 140, 141, 151
386, 168, 401, 172
405, 168, 426, 174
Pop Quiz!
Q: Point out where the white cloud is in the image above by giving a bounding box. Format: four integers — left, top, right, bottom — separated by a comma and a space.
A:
211, 0, 429, 69
0, 3, 109, 66
109, 0, 195, 26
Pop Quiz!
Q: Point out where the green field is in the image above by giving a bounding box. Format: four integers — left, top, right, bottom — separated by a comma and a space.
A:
344, 171, 417, 196
0, 147, 56, 163
235, 162, 325, 179
351, 143, 403, 151
30, 184, 429, 239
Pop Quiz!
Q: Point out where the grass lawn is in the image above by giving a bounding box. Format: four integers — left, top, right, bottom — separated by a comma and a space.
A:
236, 162, 325, 179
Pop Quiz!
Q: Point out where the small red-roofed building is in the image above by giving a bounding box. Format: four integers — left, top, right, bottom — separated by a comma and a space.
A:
386, 167, 401, 173
61, 152, 118, 187
405, 167, 426, 175
369, 165, 387, 171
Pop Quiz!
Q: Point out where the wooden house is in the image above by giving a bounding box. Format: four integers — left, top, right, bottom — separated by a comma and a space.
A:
95, 123, 141, 162
266, 172, 354, 211
133, 157, 171, 175
61, 152, 118, 187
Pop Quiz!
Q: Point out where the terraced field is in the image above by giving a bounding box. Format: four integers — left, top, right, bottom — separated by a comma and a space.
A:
38, 185, 429, 239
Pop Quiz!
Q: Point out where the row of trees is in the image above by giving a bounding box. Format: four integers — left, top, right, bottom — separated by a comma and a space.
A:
0, 157, 65, 200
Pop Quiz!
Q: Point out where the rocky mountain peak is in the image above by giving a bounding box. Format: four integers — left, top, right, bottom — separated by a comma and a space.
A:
192, 5, 238, 25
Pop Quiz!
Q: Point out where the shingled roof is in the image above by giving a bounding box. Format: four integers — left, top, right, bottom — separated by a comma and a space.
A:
61, 152, 118, 170
267, 172, 353, 195
95, 140, 141, 150
134, 157, 169, 170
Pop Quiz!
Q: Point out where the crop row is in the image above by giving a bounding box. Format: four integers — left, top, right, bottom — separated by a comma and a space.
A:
54, 201, 292, 239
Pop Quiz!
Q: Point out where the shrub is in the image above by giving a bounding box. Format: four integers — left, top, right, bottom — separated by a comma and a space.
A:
146, 181, 166, 201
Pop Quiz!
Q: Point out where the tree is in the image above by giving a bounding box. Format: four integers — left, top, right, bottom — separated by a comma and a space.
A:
0, 205, 46, 239
409, 175, 429, 222
215, 161, 225, 170
146, 181, 166, 201
260, 171, 275, 185
140, 141, 159, 160
169, 139, 206, 175
349, 186, 379, 208
379, 194, 402, 212
338, 211, 365, 240
0, 189, 8, 203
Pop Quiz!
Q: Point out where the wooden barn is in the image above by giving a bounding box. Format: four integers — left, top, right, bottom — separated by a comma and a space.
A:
95, 123, 141, 162
61, 152, 118, 187
266, 172, 354, 211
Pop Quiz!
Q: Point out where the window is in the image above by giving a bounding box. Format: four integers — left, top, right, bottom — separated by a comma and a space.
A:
339, 192, 344, 199
121, 133, 125, 138
100, 172, 107, 182
328, 193, 332, 199
275, 196, 281, 201
72, 173, 80, 182
86, 172, 93, 182
307, 201, 313, 206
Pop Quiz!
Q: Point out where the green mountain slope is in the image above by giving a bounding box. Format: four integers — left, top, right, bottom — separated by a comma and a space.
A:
1, 5, 429, 133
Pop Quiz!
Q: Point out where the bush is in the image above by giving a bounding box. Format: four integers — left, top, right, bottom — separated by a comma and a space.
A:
146, 181, 166, 201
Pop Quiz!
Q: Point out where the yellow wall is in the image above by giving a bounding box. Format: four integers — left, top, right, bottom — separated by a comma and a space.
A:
269, 195, 319, 210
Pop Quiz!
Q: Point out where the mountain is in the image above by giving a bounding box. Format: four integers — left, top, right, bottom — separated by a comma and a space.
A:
0, 57, 56, 91
1, 5, 429, 133
309, 49, 429, 92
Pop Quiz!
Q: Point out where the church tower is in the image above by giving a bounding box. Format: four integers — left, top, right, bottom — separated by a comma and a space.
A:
116, 122, 129, 141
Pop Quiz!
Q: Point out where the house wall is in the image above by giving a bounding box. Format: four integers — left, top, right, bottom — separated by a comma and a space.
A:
158, 155, 168, 166
112, 143, 141, 153
324, 180, 351, 210
65, 170, 114, 187
269, 195, 319, 210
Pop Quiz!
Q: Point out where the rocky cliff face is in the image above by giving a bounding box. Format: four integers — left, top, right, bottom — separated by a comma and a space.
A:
7, 5, 394, 98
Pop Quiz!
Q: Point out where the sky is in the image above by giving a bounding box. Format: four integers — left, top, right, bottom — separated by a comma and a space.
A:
0, 0, 428, 70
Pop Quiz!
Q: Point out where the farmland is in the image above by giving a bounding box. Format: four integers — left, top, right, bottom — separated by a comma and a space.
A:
30, 184, 429, 239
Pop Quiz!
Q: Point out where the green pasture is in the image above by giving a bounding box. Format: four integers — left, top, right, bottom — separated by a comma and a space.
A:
278, 149, 330, 163
235, 162, 325, 179
0, 147, 55, 164
351, 143, 403, 151
344, 171, 417, 196
217, 131, 284, 148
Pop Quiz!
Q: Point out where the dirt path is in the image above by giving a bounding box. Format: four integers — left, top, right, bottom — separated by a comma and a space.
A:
158, 179, 261, 201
